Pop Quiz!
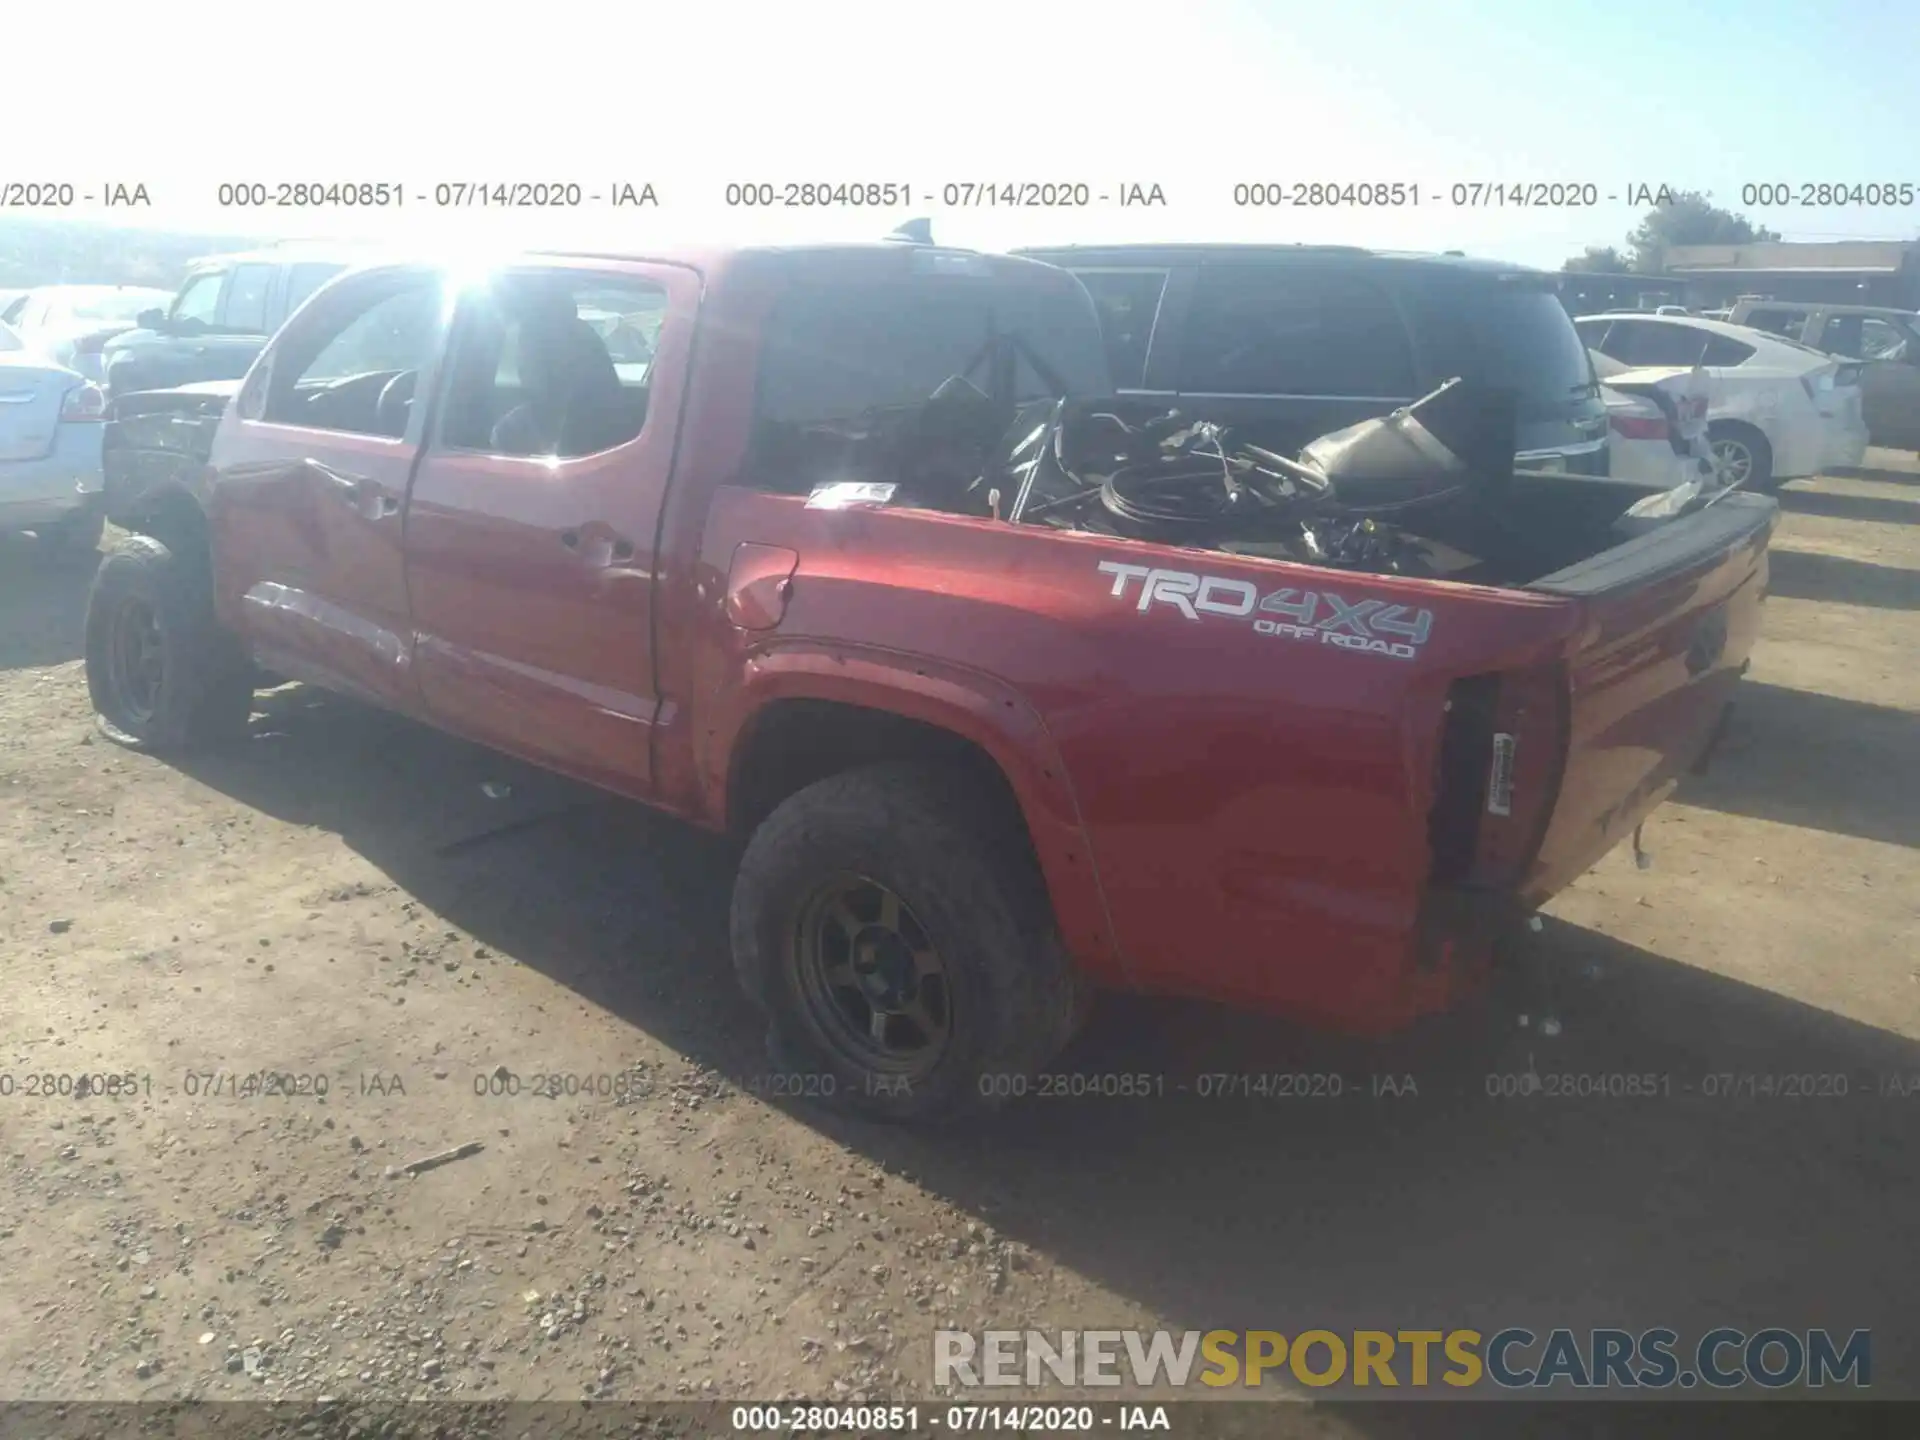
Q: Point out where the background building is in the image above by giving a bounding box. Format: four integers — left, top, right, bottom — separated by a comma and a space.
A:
1661, 240, 1920, 310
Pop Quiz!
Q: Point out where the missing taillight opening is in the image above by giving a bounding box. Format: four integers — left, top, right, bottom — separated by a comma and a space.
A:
60, 383, 107, 422
1609, 413, 1669, 441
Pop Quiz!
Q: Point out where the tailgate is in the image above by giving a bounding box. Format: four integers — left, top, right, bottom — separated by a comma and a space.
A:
1520, 492, 1775, 899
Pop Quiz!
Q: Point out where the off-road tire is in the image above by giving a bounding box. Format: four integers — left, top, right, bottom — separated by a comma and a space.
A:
730, 761, 1088, 1124
85, 534, 254, 753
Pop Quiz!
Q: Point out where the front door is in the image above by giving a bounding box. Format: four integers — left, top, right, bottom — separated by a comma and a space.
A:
207, 265, 447, 707
402, 260, 697, 796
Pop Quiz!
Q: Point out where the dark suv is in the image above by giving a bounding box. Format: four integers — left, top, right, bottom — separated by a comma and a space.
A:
100, 244, 372, 399
1015, 244, 1610, 473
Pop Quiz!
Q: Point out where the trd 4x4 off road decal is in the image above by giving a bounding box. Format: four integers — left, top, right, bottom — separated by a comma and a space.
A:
1096, 561, 1435, 660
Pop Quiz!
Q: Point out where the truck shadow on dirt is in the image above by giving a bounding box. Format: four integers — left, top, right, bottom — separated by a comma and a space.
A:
1828, 463, 1920, 488
1774, 488, 1920, 526
0, 532, 94, 671
1763, 548, 1920, 611
174, 685, 1920, 1403
1677, 680, 1920, 849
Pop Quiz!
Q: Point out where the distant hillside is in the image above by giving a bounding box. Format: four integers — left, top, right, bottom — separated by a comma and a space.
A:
0, 216, 266, 290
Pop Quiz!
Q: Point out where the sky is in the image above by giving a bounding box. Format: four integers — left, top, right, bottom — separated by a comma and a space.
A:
10, 0, 1920, 270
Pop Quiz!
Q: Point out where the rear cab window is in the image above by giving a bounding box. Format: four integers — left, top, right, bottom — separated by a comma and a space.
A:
747, 254, 1111, 494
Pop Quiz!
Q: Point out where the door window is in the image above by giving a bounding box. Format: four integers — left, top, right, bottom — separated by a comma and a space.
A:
1597, 319, 1719, 367
437, 272, 665, 458
1180, 268, 1415, 397
171, 270, 227, 329
260, 273, 444, 437
1073, 269, 1170, 389
282, 263, 348, 322
1741, 308, 1809, 341
222, 264, 276, 333
1821, 314, 1910, 361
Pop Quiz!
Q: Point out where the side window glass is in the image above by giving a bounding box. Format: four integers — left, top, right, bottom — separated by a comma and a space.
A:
1701, 335, 1755, 366
1073, 270, 1169, 389
437, 272, 665, 459
283, 263, 346, 322
260, 275, 443, 437
1182, 269, 1415, 397
222, 264, 275, 333
171, 271, 227, 330
1856, 318, 1910, 360
1606, 320, 1709, 367
1746, 309, 1807, 341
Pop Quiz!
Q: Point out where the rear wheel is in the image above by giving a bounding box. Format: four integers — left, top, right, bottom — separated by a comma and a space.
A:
1709, 423, 1776, 493
730, 762, 1087, 1123
85, 534, 254, 752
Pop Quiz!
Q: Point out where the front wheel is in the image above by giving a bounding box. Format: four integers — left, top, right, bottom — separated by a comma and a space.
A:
85, 534, 254, 752
730, 762, 1087, 1124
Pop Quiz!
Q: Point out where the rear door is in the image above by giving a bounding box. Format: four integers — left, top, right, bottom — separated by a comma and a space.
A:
207, 265, 447, 707
402, 260, 695, 794
1168, 262, 1421, 452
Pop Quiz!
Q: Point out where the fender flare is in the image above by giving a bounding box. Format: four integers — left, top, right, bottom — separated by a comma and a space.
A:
702, 640, 1128, 985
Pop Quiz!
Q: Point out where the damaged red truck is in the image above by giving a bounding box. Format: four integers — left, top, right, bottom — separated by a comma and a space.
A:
84, 241, 1773, 1121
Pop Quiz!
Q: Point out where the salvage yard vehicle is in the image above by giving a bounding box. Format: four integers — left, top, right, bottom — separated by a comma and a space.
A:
81, 241, 1775, 1123
1726, 300, 1920, 453
0, 318, 108, 552
0, 284, 174, 383
1013, 243, 1614, 476
99, 243, 364, 398
1575, 313, 1869, 491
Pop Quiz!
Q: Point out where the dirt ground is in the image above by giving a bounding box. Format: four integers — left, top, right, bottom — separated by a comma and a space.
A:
1, 454, 1917, 1426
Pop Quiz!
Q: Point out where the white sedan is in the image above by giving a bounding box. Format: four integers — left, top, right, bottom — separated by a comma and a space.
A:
1575, 312, 1868, 490
1, 285, 173, 384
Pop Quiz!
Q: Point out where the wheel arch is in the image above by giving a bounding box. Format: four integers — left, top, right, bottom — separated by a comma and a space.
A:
707, 644, 1125, 985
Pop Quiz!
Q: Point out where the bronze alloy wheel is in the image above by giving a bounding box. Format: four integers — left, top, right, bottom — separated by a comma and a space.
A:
790, 873, 954, 1080
105, 597, 166, 727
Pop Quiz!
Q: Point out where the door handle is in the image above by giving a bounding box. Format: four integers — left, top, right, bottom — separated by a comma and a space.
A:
306, 458, 399, 519
560, 529, 636, 563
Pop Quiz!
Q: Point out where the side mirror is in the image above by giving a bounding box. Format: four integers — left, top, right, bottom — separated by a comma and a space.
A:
136, 308, 167, 331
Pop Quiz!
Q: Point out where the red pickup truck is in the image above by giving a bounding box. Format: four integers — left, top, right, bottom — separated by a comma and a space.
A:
83, 241, 1773, 1122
